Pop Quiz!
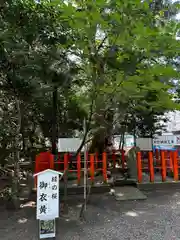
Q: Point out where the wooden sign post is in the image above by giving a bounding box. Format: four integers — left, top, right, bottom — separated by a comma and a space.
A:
34, 169, 63, 239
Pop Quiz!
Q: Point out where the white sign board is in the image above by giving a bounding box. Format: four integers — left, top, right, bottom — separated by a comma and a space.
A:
175, 135, 180, 145
58, 138, 84, 152
153, 135, 175, 146
136, 138, 152, 151
113, 135, 134, 149
34, 169, 62, 220
125, 136, 134, 147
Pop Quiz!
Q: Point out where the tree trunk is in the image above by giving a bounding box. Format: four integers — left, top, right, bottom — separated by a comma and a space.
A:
88, 108, 114, 174
52, 86, 58, 155
11, 97, 21, 209
75, 98, 94, 157
133, 116, 137, 147
20, 103, 26, 155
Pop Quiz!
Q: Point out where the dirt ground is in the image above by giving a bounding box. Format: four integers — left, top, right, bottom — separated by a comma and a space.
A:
1, 188, 180, 240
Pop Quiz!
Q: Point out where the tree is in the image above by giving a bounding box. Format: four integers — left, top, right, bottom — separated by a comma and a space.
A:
61, 0, 180, 148
0, 0, 180, 207
0, 0, 86, 206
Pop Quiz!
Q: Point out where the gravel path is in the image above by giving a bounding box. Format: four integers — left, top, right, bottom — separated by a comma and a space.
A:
1, 188, 180, 240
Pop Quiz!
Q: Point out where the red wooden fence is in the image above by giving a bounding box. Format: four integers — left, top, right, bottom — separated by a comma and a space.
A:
137, 150, 179, 183
34, 150, 180, 185
34, 150, 126, 185
34, 152, 54, 186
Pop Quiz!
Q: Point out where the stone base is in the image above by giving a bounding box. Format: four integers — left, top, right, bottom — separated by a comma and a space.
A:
114, 186, 147, 201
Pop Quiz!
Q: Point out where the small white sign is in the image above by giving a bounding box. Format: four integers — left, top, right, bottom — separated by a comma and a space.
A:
176, 135, 180, 144
39, 219, 56, 239
153, 135, 175, 146
136, 138, 152, 151
34, 169, 63, 220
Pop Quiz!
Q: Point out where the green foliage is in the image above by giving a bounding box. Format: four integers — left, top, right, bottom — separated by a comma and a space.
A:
0, 0, 179, 167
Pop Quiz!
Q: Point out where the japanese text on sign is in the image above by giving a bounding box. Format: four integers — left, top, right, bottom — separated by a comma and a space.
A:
36, 170, 60, 220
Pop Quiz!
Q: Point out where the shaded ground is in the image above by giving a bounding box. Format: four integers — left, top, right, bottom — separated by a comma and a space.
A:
1, 188, 180, 240
142, 172, 174, 182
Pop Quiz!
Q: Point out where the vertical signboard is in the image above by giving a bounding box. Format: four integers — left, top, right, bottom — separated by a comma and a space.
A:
34, 169, 63, 239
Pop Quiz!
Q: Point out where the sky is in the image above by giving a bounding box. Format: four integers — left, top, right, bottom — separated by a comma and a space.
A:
172, 0, 180, 19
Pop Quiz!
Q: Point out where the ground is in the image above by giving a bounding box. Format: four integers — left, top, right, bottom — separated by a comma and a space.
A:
1, 188, 180, 240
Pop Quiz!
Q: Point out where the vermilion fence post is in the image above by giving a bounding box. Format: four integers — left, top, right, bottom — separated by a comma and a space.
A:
148, 151, 154, 182
173, 151, 178, 181
137, 152, 142, 183
34, 152, 54, 188
102, 152, 107, 183
49, 154, 54, 170
64, 153, 69, 172
121, 149, 125, 170
161, 151, 166, 182
77, 153, 81, 185
164, 150, 167, 161
90, 154, 95, 183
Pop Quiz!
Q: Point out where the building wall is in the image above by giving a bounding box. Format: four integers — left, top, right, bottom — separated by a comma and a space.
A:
164, 111, 180, 133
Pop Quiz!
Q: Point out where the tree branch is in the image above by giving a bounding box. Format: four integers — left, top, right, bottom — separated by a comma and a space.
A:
96, 36, 108, 53
75, 96, 95, 157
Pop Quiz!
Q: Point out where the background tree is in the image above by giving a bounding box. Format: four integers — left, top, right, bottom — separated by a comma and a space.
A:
0, 0, 179, 207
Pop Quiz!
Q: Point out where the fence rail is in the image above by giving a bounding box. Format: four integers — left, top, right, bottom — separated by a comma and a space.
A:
35, 150, 125, 185
35, 149, 180, 186
137, 150, 179, 183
